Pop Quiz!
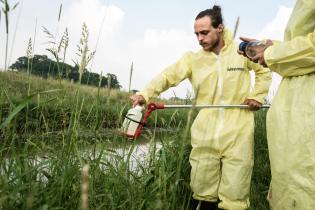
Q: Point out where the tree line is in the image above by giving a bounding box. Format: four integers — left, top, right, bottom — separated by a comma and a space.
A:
10, 54, 121, 89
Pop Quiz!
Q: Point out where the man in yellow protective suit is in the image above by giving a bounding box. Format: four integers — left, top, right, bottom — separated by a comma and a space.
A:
131, 5, 271, 210
239, 0, 315, 209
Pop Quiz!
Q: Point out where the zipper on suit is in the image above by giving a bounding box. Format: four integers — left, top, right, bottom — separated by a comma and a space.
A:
214, 54, 224, 152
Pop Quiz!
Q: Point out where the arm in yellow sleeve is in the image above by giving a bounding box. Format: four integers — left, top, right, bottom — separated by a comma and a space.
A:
247, 60, 272, 103
138, 52, 193, 102
264, 30, 315, 77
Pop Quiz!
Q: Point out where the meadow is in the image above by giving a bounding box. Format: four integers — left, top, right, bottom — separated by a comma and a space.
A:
0, 71, 270, 209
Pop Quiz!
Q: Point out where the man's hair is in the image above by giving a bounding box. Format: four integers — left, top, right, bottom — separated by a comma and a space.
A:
195, 5, 223, 28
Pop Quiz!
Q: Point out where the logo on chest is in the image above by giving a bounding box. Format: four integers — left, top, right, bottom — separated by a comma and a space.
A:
227, 67, 245, 72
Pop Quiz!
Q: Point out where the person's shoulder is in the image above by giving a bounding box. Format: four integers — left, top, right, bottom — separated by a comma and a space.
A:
181, 50, 200, 60
230, 40, 240, 49
184, 50, 198, 56
225, 40, 243, 57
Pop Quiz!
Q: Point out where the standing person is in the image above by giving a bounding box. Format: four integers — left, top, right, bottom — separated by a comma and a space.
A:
239, 0, 315, 209
131, 5, 271, 210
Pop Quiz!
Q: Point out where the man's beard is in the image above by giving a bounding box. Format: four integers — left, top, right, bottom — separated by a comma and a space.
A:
201, 38, 219, 51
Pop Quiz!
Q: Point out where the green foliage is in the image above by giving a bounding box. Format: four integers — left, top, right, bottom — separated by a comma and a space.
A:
10, 54, 121, 89
0, 71, 193, 209
250, 110, 271, 210
0, 89, 61, 129
0, 71, 271, 209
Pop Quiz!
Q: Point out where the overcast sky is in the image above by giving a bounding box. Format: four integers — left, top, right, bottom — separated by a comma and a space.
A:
0, 0, 295, 99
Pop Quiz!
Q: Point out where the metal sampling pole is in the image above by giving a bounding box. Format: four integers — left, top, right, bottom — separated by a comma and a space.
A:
131, 103, 270, 139
163, 104, 270, 109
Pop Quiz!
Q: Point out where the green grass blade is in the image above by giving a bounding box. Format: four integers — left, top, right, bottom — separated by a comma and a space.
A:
0, 89, 61, 129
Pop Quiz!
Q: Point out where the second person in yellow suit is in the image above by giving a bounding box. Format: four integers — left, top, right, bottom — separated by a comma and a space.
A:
131, 5, 271, 210
239, 0, 315, 209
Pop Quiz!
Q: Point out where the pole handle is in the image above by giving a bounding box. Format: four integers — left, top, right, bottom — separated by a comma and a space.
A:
133, 103, 165, 138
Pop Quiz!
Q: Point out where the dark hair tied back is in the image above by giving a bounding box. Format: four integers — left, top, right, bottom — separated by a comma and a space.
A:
212, 5, 221, 16
195, 5, 223, 28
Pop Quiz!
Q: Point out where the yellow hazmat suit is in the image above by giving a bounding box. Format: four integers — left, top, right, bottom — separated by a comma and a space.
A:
139, 30, 271, 209
264, 0, 315, 209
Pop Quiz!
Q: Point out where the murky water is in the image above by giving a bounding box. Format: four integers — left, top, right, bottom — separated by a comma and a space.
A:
0, 126, 181, 185
83, 138, 162, 170
0, 136, 163, 184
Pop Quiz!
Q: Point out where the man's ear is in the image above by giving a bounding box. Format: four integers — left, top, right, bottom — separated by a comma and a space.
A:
217, 24, 224, 33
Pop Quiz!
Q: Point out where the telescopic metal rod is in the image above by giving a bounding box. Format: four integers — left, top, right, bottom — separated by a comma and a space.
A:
132, 103, 270, 139
164, 104, 270, 109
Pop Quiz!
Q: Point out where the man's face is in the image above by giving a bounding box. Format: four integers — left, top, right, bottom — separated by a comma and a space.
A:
194, 16, 223, 51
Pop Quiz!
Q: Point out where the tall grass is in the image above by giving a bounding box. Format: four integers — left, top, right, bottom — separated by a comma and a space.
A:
0, 71, 271, 209
43, 27, 69, 82
0, 71, 193, 209
1, 0, 19, 71
75, 22, 95, 84
250, 110, 271, 210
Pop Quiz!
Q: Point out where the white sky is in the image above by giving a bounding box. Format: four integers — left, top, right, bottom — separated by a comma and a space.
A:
0, 0, 295, 100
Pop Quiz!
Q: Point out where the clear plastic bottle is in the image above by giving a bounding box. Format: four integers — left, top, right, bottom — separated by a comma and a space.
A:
121, 105, 144, 137
239, 41, 267, 59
